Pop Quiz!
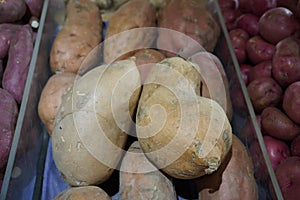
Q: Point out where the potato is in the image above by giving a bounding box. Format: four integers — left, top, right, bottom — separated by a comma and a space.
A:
291, 135, 300, 156
38, 72, 78, 135
240, 115, 262, 145
228, 28, 249, 64
0, 0, 26, 23
247, 77, 282, 113
248, 60, 272, 83
157, 0, 220, 56
261, 107, 300, 141
249, 0, 276, 16
52, 59, 141, 186
283, 81, 300, 124
272, 36, 300, 87
24, 0, 44, 18
136, 57, 232, 179
258, 7, 299, 44
240, 64, 251, 85
103, 0, 156, 63
119, 141, 177, 200
2, 24, 34, 104
0, 24, 22, 59
133, 49, 165, 84
54, 186, 110, 200
189, 52, 233, 121
0, 88, 19, 170
50, 0, 102, 74
197, 135, 258, 200
246, 35, 275, 65
236, 13, 259, 36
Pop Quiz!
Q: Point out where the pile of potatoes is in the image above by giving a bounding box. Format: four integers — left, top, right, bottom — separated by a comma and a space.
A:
38, 0, 260, 199
0, 0, 44, 188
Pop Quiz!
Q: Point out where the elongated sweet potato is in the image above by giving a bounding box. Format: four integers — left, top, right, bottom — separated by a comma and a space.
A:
52, 59, 141, 186
136, 57, 232, 179
197, 135, 258, 200
24, 0, 44, 18
2, 24, 34, 104
0, 0, 26, 23
0, 88, 19, 170
50, 0, 102, 74
38, 72, 78, 135
0, 60, 3, 86
103, 0, 156, 63
54, 186, 110, 200
0, 24, 22, 59
119, 141, 177, 200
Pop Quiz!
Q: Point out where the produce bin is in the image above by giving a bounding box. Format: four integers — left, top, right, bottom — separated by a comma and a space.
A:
0, 0, 285, 199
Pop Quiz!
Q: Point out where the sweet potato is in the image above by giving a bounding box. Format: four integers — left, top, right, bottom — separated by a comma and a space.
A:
52, 59, 141, 186
38, 72, 78, 135
197, 135, 258, 200
0, 0, 26, 23
50, 0, 102, 74
258, 7, 299, 44
283, 81, 300, 124
103, 0, 156, 63
2, 24, 34, 104
157, 0, 220, 56
133, 49, 165, 84
261, 107, 300, 141
189, 52, 233, 120
248, 60, 272, 83
119, 141, 177, 200
54, 186, 110, 200
247, 77, 282, 113
0, 24, 22, 59
0, 88, 19, 170
24, 0, 44, 18
136, 57, 232, 179
246, 35, 275, 64
272, 36, 300, 87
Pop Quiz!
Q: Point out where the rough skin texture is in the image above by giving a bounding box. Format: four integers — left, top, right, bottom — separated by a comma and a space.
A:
54, 186, 111, 200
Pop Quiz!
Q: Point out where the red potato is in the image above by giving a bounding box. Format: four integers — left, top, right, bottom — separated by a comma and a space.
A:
277, 0, 298, 15
283, 81, 300, 124
0, 24, 22, 59
250, 0, 276, 16
269, 156, 300, 200
246, 36, 275, 65
291, 135, 300, 156
248, 60, 272, 83
0, 0, 26, 23
235, 13, 259, 36
229, 28, 249, 64
272, 36, 300, 87
240, 115, 262, 145
258, 7, 300, 44
2, 25, 34, 104
261, 107, 300, 141
247, 77, 282, 114
238, 0, 252, 13
221, 8, 240, 30
24, 0, 44, 18
240, 64, 251, 85
0, 88, 19, 170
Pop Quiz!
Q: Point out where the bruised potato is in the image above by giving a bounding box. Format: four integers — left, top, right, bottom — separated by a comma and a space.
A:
52, 59, 141, 186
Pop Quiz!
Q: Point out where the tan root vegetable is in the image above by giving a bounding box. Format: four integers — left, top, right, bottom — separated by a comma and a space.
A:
197, 135, 258, 200
52, 59, 141, 186
54, 186, 111, 200
104, 0, 156, 63
38, 72, 78, 135
136, 57, 232, 179
189, 52, 233, 121
119, 141, 177, 200
50, 0, 102, 74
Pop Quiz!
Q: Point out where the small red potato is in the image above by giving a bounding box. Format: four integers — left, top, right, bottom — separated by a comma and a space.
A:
229, 28, 249, 64
240, 64, 252, 85
247, 77, 282, 114
248, 60, 272, 83
258, 7, 300, 44
236, 13, 259, 36
283, 81, 300, 124
246, 35, 275, 65
250, 0, 276, 16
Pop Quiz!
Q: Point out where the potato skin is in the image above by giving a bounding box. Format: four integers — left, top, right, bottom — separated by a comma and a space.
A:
0, 24, 22, 59
136, 57, 232, 179
52, 59, 141, 186
197, 135, 258, 200
54, 186, 110, 200
157, 0, 220, 56
0, 88, 18, 170
248, 60, 272, 83
50, 0, 102, 74
38, 72, 78, 135
119, 141, 177, 200
104, 0, 156, 63
283, 81, 300, 124
0, 0, 26, 23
